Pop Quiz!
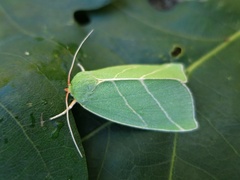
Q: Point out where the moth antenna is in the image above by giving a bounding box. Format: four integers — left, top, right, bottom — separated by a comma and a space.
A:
77, 63, 85, 71
49, 100, 76, 120
65, 93, 83, 157
51, 30, 93, 157
65, 30, 93, 157
68, 29, 94, 85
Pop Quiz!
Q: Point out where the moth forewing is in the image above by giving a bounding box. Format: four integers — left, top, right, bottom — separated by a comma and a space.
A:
68, 64, 197, 132
81, 64, 187, 82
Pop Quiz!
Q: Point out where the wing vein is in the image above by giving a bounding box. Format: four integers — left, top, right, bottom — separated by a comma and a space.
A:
112, 81, 147, 126
113, 66, 138, 78
140, 64, 171, 78
140, 80, 185, 130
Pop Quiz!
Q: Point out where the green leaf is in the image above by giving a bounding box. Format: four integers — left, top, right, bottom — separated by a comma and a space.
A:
70, 64, 197, 131
74, 0, 113, 10
0, 36, 88, 179
1, 0, 240, 179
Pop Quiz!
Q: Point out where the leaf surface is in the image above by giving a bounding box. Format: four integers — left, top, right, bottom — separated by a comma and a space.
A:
1, 0, 240, 179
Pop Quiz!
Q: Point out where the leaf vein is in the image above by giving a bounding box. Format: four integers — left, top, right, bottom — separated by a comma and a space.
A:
0, 102, 52, 178
113, 66, 138, 78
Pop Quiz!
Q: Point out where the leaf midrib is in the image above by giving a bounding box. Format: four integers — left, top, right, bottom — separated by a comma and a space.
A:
186, 30, 240, 75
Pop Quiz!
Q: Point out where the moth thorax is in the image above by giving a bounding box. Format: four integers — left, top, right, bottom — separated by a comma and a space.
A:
69, 72, 98, 103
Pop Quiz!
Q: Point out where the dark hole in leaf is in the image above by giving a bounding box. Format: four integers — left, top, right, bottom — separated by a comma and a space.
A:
148, 0, 178, 10
74, 10, 90, 25
171, 46, 182, 57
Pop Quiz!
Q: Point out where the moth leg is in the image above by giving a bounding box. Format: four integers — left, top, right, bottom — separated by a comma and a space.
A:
77, 63, 85, 72
50, 99, 77, 120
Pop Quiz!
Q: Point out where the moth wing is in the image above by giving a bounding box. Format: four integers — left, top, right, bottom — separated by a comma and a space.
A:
80, 79, 197, 132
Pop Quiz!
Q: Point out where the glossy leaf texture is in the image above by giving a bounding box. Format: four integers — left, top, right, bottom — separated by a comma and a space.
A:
1, 0, 240, 179
70, 64, 197, 131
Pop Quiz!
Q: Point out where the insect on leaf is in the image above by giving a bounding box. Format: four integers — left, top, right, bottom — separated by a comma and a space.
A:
69, 64, 198, 132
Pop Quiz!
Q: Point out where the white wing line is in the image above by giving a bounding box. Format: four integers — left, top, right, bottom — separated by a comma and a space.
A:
112, 81, 147, 127
140, 80, 185, 130
140, 64, 171, 79
113, 66, 138, 79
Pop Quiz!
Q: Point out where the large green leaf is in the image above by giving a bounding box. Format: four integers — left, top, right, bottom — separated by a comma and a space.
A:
1, 0, 240, 179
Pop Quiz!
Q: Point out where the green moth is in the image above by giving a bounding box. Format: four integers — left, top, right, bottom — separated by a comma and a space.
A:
50, 30, 198, 157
